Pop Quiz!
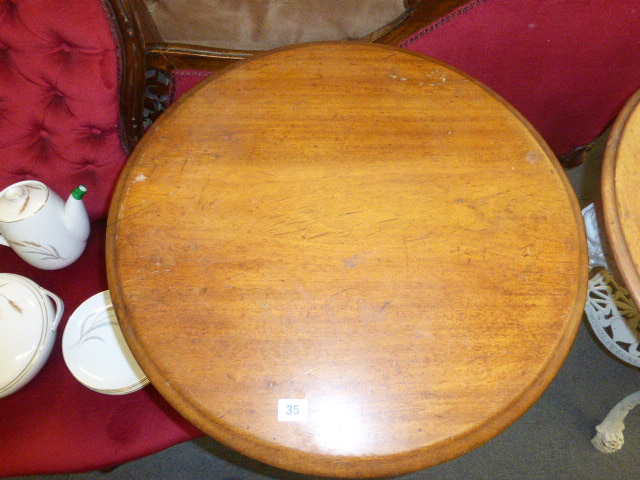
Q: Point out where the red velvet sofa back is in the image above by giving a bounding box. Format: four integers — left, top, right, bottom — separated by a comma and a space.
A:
0, 0, 127, 220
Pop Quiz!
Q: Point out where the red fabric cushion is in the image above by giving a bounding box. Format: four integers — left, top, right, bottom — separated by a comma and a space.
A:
0, 0, 128, 221
401, 0, 640, 156
0, 223, 203, 477
169, 69, 214, 104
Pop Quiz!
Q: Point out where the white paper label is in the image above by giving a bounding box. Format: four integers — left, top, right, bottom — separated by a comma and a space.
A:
278, 399, 308, 422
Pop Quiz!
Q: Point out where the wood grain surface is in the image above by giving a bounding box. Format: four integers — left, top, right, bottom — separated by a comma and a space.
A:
602, 88, 640, 307
106, 42, 588, 478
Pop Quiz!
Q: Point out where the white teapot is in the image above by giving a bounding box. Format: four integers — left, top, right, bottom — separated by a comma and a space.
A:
0, 180, 90, 270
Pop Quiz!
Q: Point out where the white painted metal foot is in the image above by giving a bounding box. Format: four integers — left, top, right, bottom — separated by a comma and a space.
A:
592, 390, 640, 453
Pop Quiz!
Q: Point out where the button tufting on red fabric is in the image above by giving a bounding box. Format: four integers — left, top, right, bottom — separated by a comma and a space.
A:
0, 0, 128, 224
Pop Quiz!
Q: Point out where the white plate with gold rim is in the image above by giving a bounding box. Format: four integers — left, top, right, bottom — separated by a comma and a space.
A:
62, 291, 147, 395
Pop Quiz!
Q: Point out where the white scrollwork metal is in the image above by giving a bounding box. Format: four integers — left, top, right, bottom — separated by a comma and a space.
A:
585, 269, 640, 368
582, 203, 640, 453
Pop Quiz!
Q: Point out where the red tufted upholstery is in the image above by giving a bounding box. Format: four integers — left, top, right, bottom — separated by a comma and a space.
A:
0, 0, 126, 221
0, 1, 202, 476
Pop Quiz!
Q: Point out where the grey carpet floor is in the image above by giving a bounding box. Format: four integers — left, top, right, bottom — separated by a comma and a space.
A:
11, 129, 640, 480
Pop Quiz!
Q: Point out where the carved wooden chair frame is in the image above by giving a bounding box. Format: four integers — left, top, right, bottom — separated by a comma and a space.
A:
104, 0, 471, 152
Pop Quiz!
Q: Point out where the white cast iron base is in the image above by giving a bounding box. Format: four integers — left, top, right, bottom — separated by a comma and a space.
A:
583, 204, 640, 453
592, 391, 640, 453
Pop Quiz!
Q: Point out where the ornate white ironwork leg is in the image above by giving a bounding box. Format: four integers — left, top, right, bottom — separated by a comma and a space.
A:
592, 391, 640, 453
582, 204, 640, 453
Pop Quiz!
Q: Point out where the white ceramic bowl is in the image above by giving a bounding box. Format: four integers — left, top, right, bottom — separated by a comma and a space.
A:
0, 273, 64, 398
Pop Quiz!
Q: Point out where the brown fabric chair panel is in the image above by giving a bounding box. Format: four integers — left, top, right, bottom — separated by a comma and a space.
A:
144, 0, 408, 50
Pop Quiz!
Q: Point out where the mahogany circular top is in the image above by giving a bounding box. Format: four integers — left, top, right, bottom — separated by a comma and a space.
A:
602, 88, 640, 307
106, 42, 588, 478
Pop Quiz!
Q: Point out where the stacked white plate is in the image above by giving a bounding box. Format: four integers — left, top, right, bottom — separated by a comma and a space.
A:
62, 291, 148, 395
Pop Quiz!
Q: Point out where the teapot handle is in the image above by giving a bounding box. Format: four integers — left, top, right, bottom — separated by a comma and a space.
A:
0, 233, 8, 247
40, 287, 64, 332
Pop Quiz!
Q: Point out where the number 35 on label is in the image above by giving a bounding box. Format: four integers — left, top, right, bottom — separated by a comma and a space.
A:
278, 399, 308, 422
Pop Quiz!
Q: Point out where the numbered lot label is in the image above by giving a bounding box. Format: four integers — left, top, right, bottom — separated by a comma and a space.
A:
278, 399, 308, 422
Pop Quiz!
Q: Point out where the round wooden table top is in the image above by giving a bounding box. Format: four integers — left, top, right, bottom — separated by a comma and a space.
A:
602, 87, 640, 307
107, 42, 588, 478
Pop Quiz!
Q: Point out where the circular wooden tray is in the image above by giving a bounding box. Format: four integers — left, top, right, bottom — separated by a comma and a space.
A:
107, 42, 588, 478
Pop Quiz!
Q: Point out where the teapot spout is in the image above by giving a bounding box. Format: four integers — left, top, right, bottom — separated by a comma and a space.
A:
64, 185, 90, 242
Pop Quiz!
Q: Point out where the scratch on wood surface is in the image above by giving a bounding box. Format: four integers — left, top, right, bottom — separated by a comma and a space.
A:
306, 231, 338, 240
122, 268, 168, 285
